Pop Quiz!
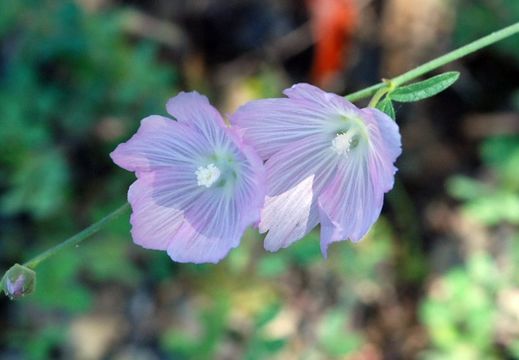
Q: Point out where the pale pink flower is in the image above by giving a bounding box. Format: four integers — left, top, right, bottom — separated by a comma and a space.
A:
232, 83, 401, 255
111, 92, 265, 263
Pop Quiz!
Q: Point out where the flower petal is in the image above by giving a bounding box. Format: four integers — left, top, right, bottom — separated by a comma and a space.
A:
167, 194, 245, 263
110, 115, 209, 174
232, 83, 363, 160
318, 158, 379, 256
260, 135, 338, 251
262, 175, 319, 251
231, 98, 325, 160
129, 157, 263, 263
128, 168, 199, 252
168, 148, 264, 263
318, 109, 401, 255
283, 83, 359, 114
166, 91, 229, 147
361, 108, 402, 191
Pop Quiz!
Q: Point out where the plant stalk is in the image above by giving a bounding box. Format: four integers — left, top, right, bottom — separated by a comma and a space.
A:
346, 21, 519, 102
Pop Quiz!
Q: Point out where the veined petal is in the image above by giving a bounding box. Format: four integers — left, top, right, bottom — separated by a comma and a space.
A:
166, 193, 241, 263
168, 149, 264, 263
232, 83, 364, 160
318, 157, 380, 256
362, 108, 402, 191
129, 154, 263, 263
283, 83, 359, 115
318, 108, 401, 255
167, 192, 244, 263
166, 91, 229, 149
227, 129, 266, 227
260, 135, 338, 251
262, 175, 319, 251
266, 135, 337, 195
128, 168, 199, 251
231, 98, 329, 160
110, 115, 209, 174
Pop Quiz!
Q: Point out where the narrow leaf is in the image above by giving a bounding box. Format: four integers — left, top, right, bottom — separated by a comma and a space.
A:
391, 71, 460, 102
376, 97, 396, 120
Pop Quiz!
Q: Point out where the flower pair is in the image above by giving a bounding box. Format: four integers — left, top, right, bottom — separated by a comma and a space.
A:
111, 84, 401, 263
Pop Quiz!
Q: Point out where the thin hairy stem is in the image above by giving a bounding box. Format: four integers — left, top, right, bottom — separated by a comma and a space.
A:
23, 203, 130, 269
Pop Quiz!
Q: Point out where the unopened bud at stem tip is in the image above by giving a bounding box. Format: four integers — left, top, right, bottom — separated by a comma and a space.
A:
1, 264, 36, 300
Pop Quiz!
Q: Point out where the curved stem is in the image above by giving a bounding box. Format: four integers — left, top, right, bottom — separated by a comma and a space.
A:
346, 21, 519, 102
368, 85, 390, 108
23, 203, 130, 269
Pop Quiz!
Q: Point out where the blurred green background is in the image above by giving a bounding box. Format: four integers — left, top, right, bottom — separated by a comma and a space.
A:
1, 0, 519, 359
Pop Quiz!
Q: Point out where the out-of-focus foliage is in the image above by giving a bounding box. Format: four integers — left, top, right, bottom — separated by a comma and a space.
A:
421, 246, 519, 359
421, 254, 499, 359
0, 0, 176, 357
426, 128, 519, 358
447, 136, 519, 226
158, 221, 393, 359
455, 0, 519, 59
421, 8, 519, 355
0, 0, 175, 218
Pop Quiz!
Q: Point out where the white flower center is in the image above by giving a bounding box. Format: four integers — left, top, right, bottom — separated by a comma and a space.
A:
331, 131, 358, 155
196, 163, 221, 188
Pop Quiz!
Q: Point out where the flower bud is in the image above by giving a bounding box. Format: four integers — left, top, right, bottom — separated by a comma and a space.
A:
1, 264, 36, 300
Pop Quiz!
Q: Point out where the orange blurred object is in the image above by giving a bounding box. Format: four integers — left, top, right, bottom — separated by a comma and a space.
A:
307, 0, 358, 88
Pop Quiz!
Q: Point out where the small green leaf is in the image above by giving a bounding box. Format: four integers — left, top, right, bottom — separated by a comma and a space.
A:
391, 71, 460, 102
376, 97, 396, 120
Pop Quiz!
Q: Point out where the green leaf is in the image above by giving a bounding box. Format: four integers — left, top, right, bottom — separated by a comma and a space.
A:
391, 71, 460, 102
376, 97, 396, 120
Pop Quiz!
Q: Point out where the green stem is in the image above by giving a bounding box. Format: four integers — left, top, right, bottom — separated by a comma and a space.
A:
346, 21, 519, 102
367, 84, 390, 108
23, 203, 130, 269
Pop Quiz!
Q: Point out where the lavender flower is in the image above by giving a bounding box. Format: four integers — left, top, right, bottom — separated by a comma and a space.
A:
232, 83, 402, 256
111, 92, 265, 263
